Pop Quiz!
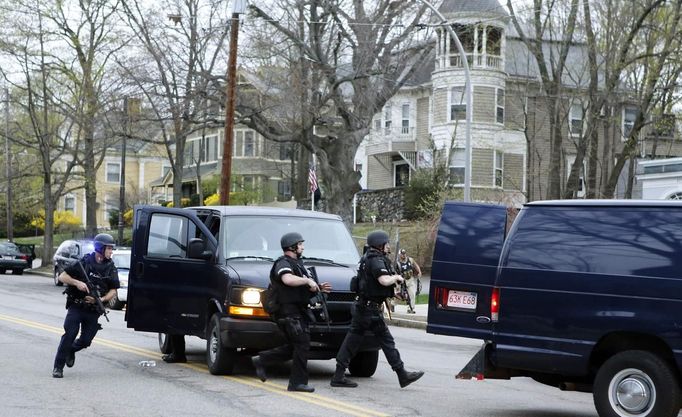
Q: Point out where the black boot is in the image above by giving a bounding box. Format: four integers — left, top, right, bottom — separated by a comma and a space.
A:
330, 365, 358, 388
396, 367, 424, 388
252, 356, 267, 382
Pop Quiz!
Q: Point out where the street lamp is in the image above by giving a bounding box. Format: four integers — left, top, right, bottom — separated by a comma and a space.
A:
219, 0, 247, 205
418, 0, 472, 202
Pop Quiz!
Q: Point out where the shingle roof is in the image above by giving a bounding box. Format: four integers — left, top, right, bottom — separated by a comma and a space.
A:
438, 0, 509, 18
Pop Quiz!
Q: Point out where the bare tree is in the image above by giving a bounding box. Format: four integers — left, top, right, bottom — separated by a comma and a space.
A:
118, 0, 231, 207
239, 0, 432, 223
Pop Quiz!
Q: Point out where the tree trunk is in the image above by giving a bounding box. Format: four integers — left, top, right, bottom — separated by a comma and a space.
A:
42, 179, 54, 261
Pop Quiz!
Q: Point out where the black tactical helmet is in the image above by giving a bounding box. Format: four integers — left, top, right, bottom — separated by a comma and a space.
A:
367, 230, 390, 249
280, 232, 304, 250
94, 233, 116, 254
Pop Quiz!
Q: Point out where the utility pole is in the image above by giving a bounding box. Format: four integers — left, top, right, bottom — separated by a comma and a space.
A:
117, 97, 129, 245
4, 87, 13, 240
219, 0, 247, 205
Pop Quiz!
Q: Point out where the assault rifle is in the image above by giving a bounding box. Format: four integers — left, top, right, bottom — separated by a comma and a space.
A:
76, 261, 110, 322
307, 266, 330, 329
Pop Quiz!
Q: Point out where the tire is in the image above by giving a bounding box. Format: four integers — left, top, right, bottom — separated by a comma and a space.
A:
158, 333, 172, 354
54, 269, 63, 286
349, 350, 379, 377
594, 350, 681, 417
206, 314, 236, 375
13, 269, 24, 275
108, 293, 125, 310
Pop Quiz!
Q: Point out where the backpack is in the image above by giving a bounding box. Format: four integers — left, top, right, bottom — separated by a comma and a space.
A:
350, 256, 368, 296
261, 283, 280, 315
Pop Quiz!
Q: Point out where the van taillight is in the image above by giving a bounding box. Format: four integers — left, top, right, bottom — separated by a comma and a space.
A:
491, 287, 500, 322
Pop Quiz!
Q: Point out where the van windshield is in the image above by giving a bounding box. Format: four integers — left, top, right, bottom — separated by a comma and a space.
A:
221, 216, 359, 265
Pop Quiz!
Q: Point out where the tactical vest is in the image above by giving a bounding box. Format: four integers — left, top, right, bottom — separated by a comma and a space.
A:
357, 249, 394, 302
397, 257, 414, 279
269, 255, 310, 306
64, 254, 116, 308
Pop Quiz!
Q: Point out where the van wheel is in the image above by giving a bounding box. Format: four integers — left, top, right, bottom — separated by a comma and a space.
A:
594, 350, 681, 417
349, 350, 379, 377
158, 333, 172, 354
54, 269, 63, 286
206, 314, 236, 375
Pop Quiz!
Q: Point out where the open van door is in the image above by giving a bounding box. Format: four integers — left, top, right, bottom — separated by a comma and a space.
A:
125, 205, 218, 335
427, 202, 507, 340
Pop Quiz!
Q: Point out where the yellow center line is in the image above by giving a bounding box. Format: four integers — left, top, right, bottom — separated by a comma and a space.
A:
0, 313, 388, 417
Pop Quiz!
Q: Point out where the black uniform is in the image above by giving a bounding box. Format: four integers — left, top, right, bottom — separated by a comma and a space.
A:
335, 248, 404, 371
53, 253, 119, 371
257, 255, 312, 388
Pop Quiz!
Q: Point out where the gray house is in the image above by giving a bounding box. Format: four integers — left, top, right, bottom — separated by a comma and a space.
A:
355, 0, 681, 204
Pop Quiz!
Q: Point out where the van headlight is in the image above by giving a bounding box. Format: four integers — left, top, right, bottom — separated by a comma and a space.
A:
241, 288, 261, 306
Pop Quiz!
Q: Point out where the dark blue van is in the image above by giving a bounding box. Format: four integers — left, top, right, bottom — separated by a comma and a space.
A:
125, 205, 379, 376
427, 200, 682, 417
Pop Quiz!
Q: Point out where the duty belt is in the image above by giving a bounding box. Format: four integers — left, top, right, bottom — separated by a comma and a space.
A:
357, 298, 383, 308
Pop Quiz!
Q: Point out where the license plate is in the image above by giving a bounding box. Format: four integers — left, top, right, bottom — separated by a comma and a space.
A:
446, 290, 477, 310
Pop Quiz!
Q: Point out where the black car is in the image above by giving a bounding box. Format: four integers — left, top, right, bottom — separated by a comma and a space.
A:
126, 205, 380, 376
0, 242, 31, 275
52, 239, 94, 286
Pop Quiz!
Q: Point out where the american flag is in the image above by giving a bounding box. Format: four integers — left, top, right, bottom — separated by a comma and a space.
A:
308, 162, 318, 194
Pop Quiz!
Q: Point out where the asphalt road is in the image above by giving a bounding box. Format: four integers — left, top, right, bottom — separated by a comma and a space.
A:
0, 272, 602, 417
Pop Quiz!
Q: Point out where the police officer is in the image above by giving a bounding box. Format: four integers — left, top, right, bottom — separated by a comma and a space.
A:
330, 230, 424, 388
396, 248, 422, 314
251, 232, 331, 392
52, 233, 120, 378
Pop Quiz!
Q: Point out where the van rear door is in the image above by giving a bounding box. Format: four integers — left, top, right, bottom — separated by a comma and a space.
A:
427, 202, 507, 340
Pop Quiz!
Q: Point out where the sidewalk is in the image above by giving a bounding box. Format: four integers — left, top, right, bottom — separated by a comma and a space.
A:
385, 302, 428, 330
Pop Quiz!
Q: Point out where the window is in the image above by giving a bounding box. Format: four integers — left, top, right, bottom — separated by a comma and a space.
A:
450, 87, 466, 121
205, 135, 217, 162
244, 131, 255, 157
162, 164, 171, 177
374, 118, 381, 132
401, 104, 410, 133
384, 104, 392, 134
147, 214, 188, 258
494, 151, 503, 187
623, 106, 638, 139
278, 181, 291, 199
570, 103, 583, 136
394, 162, 410, 187
496, 89, 505, 124
355, 163, 363, 172
106, 163, 121, 183
449, 148, 465, 185
105, 194, 118, 218
279, 143, 291, 160
64, 195, 75, 212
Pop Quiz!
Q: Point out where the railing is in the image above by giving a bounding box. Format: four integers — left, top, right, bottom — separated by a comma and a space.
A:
444, 53, 503, 71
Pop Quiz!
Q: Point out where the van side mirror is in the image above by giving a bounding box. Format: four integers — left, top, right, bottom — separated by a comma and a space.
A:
188, 238, 212, 260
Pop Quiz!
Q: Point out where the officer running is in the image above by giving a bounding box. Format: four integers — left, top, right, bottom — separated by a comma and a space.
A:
52, 233, 120, 378
331, 230, 424, 388
251, 232, 331, 392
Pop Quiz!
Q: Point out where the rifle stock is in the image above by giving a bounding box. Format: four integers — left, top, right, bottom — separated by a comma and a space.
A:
308, 266, 330, 329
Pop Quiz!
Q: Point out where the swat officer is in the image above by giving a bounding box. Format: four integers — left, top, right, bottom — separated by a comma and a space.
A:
330, 230, 424, 388
251, 232, 331, 393
396, 248, 422, 314
52, 233, 119, 378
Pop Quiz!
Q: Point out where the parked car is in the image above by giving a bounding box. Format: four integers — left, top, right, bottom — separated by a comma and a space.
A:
126, 205, 380, 376
109, 248, 130, 310
0, 242, 31, 275
52, 239, 94, 286
13, 243, 36, 266
427, 200, 682, 417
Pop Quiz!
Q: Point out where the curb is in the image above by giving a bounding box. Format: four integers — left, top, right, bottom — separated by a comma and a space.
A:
386, 314, 427, 330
